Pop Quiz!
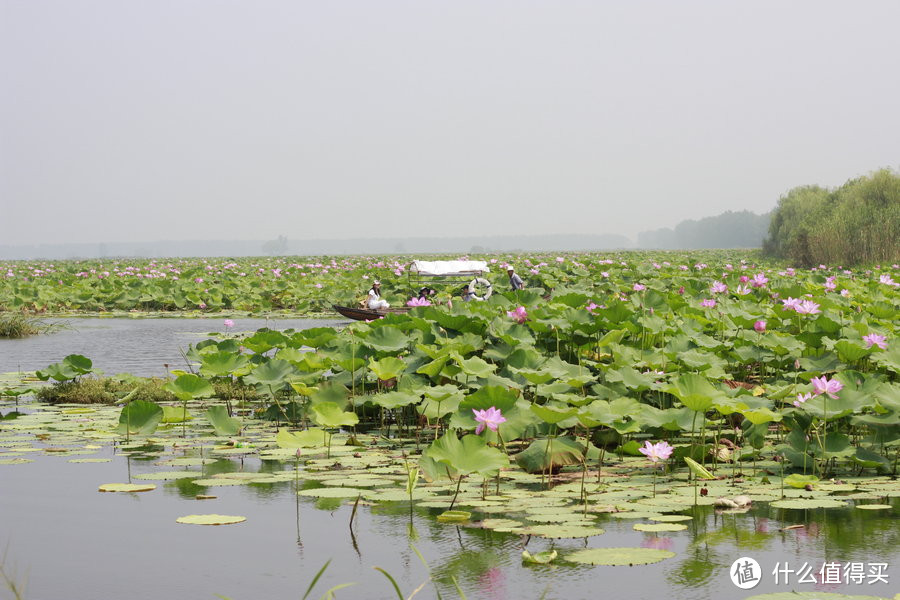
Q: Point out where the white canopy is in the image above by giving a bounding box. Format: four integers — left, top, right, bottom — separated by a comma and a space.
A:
408, 260, 490, 276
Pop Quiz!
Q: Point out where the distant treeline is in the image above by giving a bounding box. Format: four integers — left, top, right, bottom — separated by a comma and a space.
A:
763, 169, 900, 266
636, 210, 771, 249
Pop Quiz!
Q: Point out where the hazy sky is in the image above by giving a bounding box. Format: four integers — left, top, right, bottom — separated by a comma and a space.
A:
2, 0, 898, 246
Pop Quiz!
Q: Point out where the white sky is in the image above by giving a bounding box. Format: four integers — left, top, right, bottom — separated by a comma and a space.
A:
2, 0, 898, 245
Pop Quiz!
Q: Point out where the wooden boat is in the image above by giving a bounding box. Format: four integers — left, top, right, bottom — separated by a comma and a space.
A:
332, 304, 410, 321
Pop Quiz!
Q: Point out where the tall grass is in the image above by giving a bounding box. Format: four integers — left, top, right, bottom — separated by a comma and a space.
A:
763, 168, 900, 266
0, 313, 62, 338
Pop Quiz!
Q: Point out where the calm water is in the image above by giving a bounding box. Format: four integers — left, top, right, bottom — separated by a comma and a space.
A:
0, 320, 898, 600
0, 317, 342, 376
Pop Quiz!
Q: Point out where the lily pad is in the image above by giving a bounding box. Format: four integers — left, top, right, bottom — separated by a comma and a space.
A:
855, 504, 893, 510
633, 522, 687, 532
98, 483, 156, 492
566, 547, 676, 566
770, 498, 847, 509
176, 514, 246, 525
525, 524, 605, 538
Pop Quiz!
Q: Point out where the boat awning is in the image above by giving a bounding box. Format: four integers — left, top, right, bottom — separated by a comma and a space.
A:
408, 260, 490, 277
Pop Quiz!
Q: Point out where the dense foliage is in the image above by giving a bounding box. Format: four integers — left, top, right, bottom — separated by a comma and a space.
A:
764, 169, 900, 266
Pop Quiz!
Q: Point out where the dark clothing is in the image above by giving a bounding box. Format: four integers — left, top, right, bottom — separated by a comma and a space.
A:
509, 272, 524, 291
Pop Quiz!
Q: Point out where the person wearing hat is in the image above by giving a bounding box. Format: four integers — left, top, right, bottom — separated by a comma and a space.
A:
367, 280, 390, 310
507, 267, 524, 291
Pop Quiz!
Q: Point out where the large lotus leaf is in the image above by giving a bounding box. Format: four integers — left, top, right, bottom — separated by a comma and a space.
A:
244, 359, 297, 389
417, 357, 448, 378
241, 330, 289, 354
783, 473, 819, 489
515, 436, 584, 474
423, 432, 508, 476
667, 373, 723, 412
309, 382, 350, 409
276, 427, 330, 448
63, 354, 94, 374
36, 354, 94, 381
505, 347, 546, 370
834, 340, 871, 364
310, 401, 359, 428
456, 355, 497, 378
597, 301, 634, 324
289, 327, 338, 348
459, 385, 519, 413
205, 405, 241, 436
870, 346, 900, 373
851, 446, 891, 469
639, 406, 696, 431
531, 403, 579, 425
798, 353, 841, 373
363, 326, 410, 352
677, 349, 726, 371
199, 351, 250, 378
367, 391, 421, 409
164, 374, 215, 401
513, 367, 555, 385
161, 406, 192, 423
368, 356, 407, 381
116, 400, 163, 435
605, 367, 654, 391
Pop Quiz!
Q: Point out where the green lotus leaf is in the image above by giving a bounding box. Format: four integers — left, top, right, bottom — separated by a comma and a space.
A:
667, 374, 722, 412
116, 400, 163, 436
783, 473, 819, 489
161, 406, 192, 423
770, 498, 847, 509
368, 391, 421, 409
244, 359, 297, 390
205, 405, 241, 436
459, 385, 519, 413
526, 524, 605, 538
164, 374, 215, 401
276, 427, 330, 448
530, 403, 579, 425
363, 326, 410, 353
310, 401, 359, 428
368, 356, 407, 381
515, 436, 583, 474
566, 547, 676, 566
199, 351, 250, 378
422, 432, 508, 477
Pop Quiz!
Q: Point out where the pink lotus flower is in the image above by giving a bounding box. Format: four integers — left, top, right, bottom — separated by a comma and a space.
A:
739, 275, 749, 283
473, 407, 506, 434
223, 319, 235, 328
314, 283, 323, 289
633, 283, 646, 291
586, 302, 599, 313
879, 274, 898, 287
194, 278, 204, 283
735, 285, 751, 296
677, 286, 684, 295
863, 333, 887, 350
793, 392, 812, 407
811, 376, 843, 399
754, 320, 766, 332
639, 440, 674, 463
406, 297, 431, 307
507, 306, 528, 324
751, 273, 768, 288
795, 300, 821, 315
700, 298, 716, 308
710, 281, 728, 294
781, 297, 801, 311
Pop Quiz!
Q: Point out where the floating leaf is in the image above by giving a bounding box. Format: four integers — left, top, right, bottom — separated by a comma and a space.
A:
176, 514, 246, 525
98, 483, 156, 493
566, 547, 676, 566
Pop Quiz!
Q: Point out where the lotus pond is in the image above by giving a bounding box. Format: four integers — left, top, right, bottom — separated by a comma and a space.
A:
1, 252, 899, 600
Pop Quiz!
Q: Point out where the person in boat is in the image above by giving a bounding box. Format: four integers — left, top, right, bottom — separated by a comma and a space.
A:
461, 284, 477, 302
368, 281, 390, 310
507, 267, 524, 291
418, 286, 436, 300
